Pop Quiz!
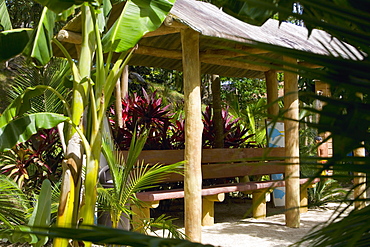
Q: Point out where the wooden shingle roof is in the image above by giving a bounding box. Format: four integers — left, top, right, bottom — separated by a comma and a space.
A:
55, 0, 364, 78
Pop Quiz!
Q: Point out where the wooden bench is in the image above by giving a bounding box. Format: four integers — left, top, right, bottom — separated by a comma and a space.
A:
99, 147, 319, 228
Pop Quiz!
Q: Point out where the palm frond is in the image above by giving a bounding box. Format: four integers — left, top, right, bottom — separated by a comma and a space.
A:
7, 57, 70, 114
294, 205, 370, 247
1, 225, 213, 246
142, 214, 186, 239
0, 175, 29, 227
130, 162, 184, 193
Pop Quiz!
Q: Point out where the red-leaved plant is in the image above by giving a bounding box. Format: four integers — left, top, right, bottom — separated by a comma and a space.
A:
0, 128, 63, 193
109, 90, 255, 150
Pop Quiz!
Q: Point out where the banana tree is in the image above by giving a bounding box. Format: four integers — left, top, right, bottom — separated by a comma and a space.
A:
0, 0, 176, 246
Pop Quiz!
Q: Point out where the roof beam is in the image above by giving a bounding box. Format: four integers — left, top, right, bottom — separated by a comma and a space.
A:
55, 32, 322, 71
57, 30, 82, 44
143, 17, 188, 37
201, 57, 270, 72
135, 45, 270, 71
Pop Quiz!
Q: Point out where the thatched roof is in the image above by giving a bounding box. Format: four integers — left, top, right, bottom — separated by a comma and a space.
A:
56, 0, 364, 78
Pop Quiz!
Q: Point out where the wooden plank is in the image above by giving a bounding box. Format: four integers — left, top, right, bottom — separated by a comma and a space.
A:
200, 147, 285, 163
201, 57, 270, 72
121, 147, 286, 165
202, 162, 285, 180
135, 178, 319, 201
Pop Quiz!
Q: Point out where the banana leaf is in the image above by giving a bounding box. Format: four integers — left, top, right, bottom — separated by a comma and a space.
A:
0, 29, 33, 62
0, 113, 67, 152
0, 0, 12, 30
102, 0, 176, 53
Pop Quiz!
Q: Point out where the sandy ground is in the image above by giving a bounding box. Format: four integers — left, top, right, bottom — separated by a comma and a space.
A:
0, 197, 349, 247
152, 197, 349, 247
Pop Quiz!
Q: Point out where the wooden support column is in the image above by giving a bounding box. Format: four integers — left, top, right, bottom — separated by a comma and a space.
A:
131, 201, 159, 234
121, 65, 129, 99
211, 75, 224, 148
115, 66, 129, 128
252, 190, 267, 219
202, 193, 225, 226
115, 78, 123, 128
265, 70, 279, 116
283, 56, 300, 228
354, 147, 367, 210
181, 29, 203, 242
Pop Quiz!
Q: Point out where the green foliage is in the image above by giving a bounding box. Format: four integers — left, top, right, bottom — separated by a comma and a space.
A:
99, 131, 184, 236
2, 179, 52, 246
308, 179, 348, 208
221, 77, 267, 109
0, 29, 33, 62
102, 0, 176, 53
142, 214, 186, 239
0, 128, 63, 191
1, 225, 214, 246
23, 7, 56, 66
7, 57, 71, 114
294, 205, 370, 247
0, 0, 12, 30
227, 95, 267, 146
0, 113, 67, 152
4, 0, 43, 28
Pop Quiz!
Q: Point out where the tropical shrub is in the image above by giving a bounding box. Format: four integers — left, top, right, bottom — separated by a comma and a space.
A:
98, 131, 185, 238
308, 179, 348, 208
109, 90, 174, 150
0, 128, 63, 193
109, 91, 256, 150
202, 106, 255, 148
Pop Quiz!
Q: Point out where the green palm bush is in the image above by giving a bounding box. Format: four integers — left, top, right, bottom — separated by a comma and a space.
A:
0, 175, 29, 228
98, 131, 185, 237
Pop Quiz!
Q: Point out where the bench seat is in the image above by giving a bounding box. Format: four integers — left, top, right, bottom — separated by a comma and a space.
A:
132, 177, 320, 227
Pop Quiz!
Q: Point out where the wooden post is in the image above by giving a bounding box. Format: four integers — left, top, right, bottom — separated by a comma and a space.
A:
181, 29, 203, 242
121, 65, 129, 99
283, 56, 300, 228
211, 75, 224, 148
353, 147, 367, 210
252, 190, 267, 219
265, 70, 279, 116
202, 193, 225, 226
115, 65, 129, 129
115, 78, 123, 128
131, 201, 159, 234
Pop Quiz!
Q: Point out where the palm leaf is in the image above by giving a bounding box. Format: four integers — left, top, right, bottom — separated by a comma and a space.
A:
2, 225, 213, 246
294, 205, 370, 247
7, 57, 71, 114
0, 175, 29, 228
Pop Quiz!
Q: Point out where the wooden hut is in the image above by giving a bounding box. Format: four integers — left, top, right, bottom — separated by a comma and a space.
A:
55, 0, 364, 242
